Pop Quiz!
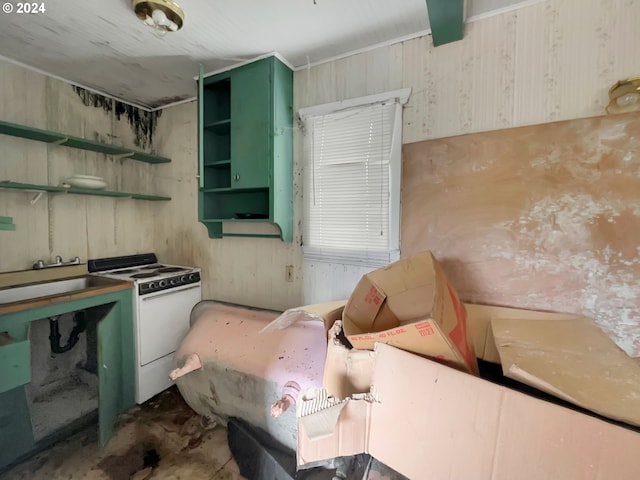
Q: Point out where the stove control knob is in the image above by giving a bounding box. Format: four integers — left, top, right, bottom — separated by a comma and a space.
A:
188, 273, 197, 281
148, 282, 157, 290
170, 278, 177, 285
180, 275, 187, 283
159, 280, 167, 288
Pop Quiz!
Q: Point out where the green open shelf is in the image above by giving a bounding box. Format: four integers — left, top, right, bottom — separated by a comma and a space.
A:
0, 182, 67, 193
221, 233, 281, 238
204, 159, 231, 167
201, 217, 272, 223
66, 188, 130, 198
0, 120, 171, 164
63, 135, 132, 156
0, 122, 67, 143
0, 181, 170, 202
0, 216, 16, 231
129, 151, 172, 164
202, 186, 267, 193
204, 118, 231, 129
130, 193, 172, 201
199, 219, 281, 239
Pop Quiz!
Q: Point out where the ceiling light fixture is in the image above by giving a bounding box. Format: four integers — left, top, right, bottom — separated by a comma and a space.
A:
606, 77, 640, 114
132, 0, 184, 36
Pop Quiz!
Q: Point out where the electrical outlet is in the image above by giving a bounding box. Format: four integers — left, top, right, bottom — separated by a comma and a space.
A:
285, 265, 294, 282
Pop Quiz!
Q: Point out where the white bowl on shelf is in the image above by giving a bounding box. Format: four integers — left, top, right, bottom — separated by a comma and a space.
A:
64, 174, 108, 190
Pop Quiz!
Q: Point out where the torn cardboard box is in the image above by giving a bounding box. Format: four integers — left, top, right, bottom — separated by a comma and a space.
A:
342, 251, 478, 374
298, 320, 640, 480
491, 316, 640, 428
464, 302, 584, 363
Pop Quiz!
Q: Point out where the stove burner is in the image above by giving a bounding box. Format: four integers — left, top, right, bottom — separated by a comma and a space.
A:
157, 267, 186, 273
130, 272, 157, 279
112, 269, 138, 275
141, 264, 164, 269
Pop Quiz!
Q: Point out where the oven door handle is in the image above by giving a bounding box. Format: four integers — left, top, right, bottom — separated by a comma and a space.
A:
141, 284, 201, 300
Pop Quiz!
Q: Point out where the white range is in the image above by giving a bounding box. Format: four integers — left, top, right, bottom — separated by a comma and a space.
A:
88, 253, 201, 403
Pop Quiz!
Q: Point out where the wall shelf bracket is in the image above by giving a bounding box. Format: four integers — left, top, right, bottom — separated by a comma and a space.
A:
51, 137, 69, 145
30, 192, 44, 205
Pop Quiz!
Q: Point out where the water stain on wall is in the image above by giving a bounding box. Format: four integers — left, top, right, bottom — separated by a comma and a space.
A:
401, 112, 640, 357
72, 86, 162, 150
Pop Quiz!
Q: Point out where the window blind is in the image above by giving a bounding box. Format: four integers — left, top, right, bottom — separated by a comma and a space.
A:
303, 101, 399, 266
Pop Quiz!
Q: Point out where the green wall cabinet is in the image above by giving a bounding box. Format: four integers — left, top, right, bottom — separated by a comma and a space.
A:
198, 56, 293, 241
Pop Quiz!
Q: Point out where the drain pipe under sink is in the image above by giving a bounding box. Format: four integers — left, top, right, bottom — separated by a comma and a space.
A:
49, 311, 87, 354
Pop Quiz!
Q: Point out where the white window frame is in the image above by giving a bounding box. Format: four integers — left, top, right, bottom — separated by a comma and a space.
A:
299, 88, 411, 267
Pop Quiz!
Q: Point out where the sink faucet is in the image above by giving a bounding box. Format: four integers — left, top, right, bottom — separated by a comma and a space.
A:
33, 256, 81, 270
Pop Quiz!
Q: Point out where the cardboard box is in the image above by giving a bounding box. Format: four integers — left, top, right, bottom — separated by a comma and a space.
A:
342, 251, 478, 374
297, 319, 640, 480
464, 302, 583, 364
491, 316, 640, 428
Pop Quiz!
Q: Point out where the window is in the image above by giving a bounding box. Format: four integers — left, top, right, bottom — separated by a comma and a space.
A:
300, 89, 410, 267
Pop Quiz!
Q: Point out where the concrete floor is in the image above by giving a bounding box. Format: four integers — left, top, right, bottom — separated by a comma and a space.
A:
0, 387, 244, 480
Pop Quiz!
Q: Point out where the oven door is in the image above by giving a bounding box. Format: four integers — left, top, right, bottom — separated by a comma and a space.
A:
137, 283, 202, 366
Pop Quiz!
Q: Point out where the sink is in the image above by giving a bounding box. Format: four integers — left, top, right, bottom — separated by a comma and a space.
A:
0, 277, 91, 304
0, 277, 93, 305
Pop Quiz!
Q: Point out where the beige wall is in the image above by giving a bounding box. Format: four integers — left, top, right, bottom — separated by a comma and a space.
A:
0, 61, 162, 272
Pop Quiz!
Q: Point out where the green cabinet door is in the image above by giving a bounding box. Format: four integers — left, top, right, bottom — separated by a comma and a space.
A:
0, 387, 34, 471
230, 60, 271, 189
97, 302, 123, 447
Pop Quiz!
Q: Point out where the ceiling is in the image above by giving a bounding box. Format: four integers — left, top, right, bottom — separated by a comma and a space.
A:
0, 0, 533, 109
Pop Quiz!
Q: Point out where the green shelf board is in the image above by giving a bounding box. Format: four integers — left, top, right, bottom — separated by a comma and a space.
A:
204, 121, 231, 135
204, 118, 231, 128
129, 151, 171, 164
63, 136, 132, 156
202, 187, 268, 193
0, 121, 67, 143
204, 159, 231, 167
66, 188, 130, 198
199, 218, 284, 240
0, 222, 16, 231
0, 120, 171, 164
0, 181, 67, 193
0, 181, 170, 201
130, 193, 172, 201
221, 233, 281, 238
202, 217, 272, 223
0, 214, 17, 231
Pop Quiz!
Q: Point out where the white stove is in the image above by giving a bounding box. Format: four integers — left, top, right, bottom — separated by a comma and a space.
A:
88, 253, 201, 403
